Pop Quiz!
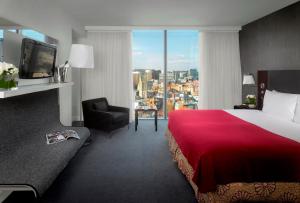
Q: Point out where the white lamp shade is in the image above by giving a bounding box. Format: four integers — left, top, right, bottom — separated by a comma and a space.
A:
243, 74, 255, 85
69, 44, 94, 69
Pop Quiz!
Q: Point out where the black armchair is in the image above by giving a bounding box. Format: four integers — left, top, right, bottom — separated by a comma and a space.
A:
82, 98, 130, 132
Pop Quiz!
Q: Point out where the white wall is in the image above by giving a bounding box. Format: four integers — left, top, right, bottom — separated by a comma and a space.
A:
0, 0, 85, 125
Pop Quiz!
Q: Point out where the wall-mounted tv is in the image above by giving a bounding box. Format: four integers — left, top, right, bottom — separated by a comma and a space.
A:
19, 38, 57, 79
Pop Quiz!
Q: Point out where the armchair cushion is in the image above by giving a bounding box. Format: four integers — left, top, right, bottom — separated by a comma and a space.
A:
110, 112, 129, 123
108, 105, 130, 113
93, 101, 108, 111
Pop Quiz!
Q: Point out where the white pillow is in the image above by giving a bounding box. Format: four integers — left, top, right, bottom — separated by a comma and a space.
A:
293, 97, 300, 124
262, 90, 298, 121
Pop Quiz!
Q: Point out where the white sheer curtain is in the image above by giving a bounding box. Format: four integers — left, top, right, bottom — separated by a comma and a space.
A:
199, 31, 242, 109
81, 31, 134, 120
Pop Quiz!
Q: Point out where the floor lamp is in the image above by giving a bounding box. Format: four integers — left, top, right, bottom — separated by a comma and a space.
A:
69, 44, 94, 122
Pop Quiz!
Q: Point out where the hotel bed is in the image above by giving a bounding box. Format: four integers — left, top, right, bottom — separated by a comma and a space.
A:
166, 70, 300, 202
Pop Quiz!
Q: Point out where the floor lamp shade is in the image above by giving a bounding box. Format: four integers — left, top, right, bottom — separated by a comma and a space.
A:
69, 44, 94, 69
69, 44, 94, 122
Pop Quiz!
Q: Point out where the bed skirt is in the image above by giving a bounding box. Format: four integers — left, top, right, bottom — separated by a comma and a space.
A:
165, 129, 300, 203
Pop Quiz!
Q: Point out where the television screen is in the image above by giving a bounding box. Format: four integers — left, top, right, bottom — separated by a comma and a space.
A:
19, 38, 57, 79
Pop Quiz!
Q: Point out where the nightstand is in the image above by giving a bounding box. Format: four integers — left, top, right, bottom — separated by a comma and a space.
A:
234, 104, 257, 110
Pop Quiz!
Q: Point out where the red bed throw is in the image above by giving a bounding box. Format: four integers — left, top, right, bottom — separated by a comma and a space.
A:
168, 110, 300, 193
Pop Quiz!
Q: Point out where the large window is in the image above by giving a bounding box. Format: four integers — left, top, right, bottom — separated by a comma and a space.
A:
167, 30, 199, 114
132, 30, 199, 119
133, 30, 164, 118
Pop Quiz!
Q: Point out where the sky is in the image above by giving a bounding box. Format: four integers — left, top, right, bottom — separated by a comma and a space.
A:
132, 30, 199, 71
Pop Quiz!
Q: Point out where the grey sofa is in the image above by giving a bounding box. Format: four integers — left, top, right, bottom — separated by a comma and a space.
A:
0, 89, 90, 198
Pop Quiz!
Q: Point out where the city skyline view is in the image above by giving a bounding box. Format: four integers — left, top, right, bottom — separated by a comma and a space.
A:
132, 30, 200, 118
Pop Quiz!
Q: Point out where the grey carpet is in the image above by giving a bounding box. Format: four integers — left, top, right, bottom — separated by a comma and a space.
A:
41, 120, 197, 203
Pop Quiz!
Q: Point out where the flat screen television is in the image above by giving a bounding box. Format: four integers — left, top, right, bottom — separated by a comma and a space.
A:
19, 38, 57, 79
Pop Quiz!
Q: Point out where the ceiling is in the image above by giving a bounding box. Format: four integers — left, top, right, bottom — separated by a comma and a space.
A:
55, 0, 299, 27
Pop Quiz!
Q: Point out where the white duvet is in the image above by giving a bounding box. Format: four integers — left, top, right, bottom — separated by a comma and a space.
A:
226, 109, 300, 143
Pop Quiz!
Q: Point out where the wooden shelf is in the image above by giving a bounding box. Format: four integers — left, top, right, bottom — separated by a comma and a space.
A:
0, 82, 73, 99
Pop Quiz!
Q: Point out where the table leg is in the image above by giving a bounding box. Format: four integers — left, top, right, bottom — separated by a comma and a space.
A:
135, 110, 138, 131
155, 110, 157, 131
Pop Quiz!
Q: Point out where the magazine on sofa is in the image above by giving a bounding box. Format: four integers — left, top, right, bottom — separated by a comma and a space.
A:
46, 130, 80, 144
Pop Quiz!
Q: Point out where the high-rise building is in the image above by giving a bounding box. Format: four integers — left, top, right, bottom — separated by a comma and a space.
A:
145, 70, 153, 81
147, 80, 154, 91
179, 71, 188, 79
189, 69, 199, 80
159, 71, 174, 82
137, 75, 143, 98
152, 70, 161, 80
133, 71, 140, 90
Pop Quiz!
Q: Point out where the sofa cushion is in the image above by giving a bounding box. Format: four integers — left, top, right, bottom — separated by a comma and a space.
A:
93, 101, 108, 111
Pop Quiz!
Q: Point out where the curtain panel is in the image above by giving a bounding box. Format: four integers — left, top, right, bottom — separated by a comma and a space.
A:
82, 31, 134, 120
199, 32, 242, 109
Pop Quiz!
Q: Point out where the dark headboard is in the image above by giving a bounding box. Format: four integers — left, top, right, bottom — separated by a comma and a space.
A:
257, 70, 300, 110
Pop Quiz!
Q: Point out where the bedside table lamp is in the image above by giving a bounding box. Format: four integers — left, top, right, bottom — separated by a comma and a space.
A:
69, 44, 94, 121
243, 74, 255, 85
242, 74, 256, 108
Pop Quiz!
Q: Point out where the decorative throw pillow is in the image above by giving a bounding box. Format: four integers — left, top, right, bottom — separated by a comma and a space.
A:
262, 90, 297, 121
93, 101, 108, 111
